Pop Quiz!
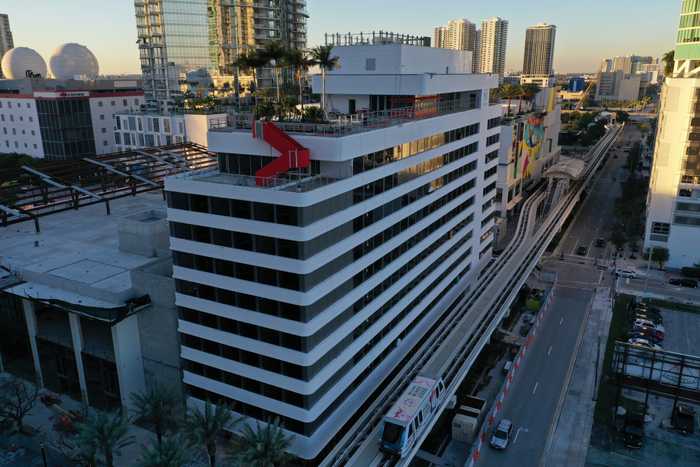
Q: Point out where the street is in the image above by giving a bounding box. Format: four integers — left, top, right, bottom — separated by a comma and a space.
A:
477, 287, 593, 467
478, 125, 641, 467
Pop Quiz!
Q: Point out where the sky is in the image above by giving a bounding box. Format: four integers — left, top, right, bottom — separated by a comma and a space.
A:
2, 0, 679, 75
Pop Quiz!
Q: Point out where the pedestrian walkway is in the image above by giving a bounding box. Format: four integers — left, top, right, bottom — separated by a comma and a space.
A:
543, 286, 613, 467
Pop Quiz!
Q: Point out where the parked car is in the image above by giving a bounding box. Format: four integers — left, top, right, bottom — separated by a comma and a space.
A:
490, 419, 514, 450
681, 278, 698, 289
629, 330, 663, 344
669, 278, 683, 286
633, 313, 663, 325
595, 238, 606, 248
616, 269, 637, 279
632, 325, 665, 341
672, 404, 696, 435
623, 413, 645, 449
633, 318, 656, 328
576, 246, 588, 256
627, 338, 662, 350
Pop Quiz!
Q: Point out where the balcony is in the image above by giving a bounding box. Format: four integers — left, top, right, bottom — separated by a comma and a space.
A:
210, 98, 480, 138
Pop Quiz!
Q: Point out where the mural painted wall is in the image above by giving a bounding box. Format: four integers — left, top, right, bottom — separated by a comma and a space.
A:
521, 114, 545, 179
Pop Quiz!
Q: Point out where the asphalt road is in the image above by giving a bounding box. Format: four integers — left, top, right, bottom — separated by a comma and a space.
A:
478, 125, 644, 467
560, 125, 641, 260
477, 287, 593, 467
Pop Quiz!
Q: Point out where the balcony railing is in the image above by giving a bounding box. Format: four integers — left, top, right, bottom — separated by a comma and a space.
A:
210, 98, 479, 137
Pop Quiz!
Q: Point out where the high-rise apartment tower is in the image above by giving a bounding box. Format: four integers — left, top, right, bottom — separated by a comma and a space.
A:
644, 0, 700, 267
433, 19, 480, 73
479, 17, 508, 76
522, 23, 556, 77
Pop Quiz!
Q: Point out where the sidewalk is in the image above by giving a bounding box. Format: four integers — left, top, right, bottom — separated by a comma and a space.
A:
543, 287, 613, 467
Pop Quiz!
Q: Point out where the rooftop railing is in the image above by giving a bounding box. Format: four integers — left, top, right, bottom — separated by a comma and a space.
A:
209, 97, 480, 137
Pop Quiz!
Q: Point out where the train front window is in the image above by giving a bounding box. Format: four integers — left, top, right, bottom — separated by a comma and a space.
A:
382, 422, 404, 444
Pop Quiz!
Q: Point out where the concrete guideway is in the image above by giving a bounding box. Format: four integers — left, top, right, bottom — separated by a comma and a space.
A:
331, 126, 622, 467
392, 125, 622, 467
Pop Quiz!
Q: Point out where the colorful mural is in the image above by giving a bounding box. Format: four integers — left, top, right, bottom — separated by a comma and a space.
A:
521, 114, 545, 179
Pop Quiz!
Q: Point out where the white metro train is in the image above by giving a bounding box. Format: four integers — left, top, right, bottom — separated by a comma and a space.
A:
379, 375, 447, 457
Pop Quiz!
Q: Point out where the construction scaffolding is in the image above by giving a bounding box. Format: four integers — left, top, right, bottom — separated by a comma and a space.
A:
0, 143, 217, 230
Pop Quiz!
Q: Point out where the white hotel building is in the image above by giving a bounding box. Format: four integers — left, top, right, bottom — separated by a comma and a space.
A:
164, 42, 502, 460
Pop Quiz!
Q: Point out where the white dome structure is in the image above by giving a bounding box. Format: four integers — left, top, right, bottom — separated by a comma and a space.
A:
49, 43, 99, 80
1, 47, 48, 79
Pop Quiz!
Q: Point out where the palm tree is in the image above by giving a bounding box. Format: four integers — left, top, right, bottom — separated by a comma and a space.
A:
130, 384, 181, 447
284, 48, 314, 113
139, 435, 190, 467
518, 84, 540, 113
76, 411, 133, 467
228, 418, 292, 467
261, 41, 288, 103
234, 51, 268, 99
500, 84, 520, 117
184, 401, 239, 467
310, 45, 340, 115
663, 50, 675, 76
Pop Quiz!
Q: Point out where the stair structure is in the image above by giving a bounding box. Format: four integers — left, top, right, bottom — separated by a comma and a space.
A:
253, 121, 310, 186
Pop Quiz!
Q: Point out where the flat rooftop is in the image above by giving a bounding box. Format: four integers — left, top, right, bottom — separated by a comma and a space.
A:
0, 192, 167, 307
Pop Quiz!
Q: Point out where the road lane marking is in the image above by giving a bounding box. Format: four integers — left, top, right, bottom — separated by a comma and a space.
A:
514, 427, 528, 444
532, 382, 539, 395
560, 317, 565, 325
548, 345, 553, 356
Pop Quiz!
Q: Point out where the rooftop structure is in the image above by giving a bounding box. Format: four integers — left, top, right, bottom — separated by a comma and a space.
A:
324, 31, 431, 47
166, 43, 501, 461
0, 78, 144, 159
0, 143, 216, 228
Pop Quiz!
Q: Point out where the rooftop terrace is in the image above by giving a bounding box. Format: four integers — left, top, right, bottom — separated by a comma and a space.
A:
210, 95, 481, 138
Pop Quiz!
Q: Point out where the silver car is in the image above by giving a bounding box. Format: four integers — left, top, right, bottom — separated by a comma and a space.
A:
490, 419, 514, 450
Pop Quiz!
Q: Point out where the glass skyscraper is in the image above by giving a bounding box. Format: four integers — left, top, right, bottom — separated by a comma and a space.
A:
134, 0, 308, 113
678, 0, 700, 60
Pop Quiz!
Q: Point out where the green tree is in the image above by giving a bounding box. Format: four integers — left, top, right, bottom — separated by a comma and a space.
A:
184, 401, 239, 467
611, 225, 627, 251
499, 83, 521, 117
518, 83, 540, 113
0, 377, 38, 433
76, 411, 133, 467
662, 50, 675, 76
139, 435, 190, 467
616, 111, 630, 123
284, 48, 314, 113
261, 41, 288, 103
310, 45, 340, 115
651, 247, 670, 270
228, 418, 292, 467
130, 384, 181, 447
234, 51, 268, 100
